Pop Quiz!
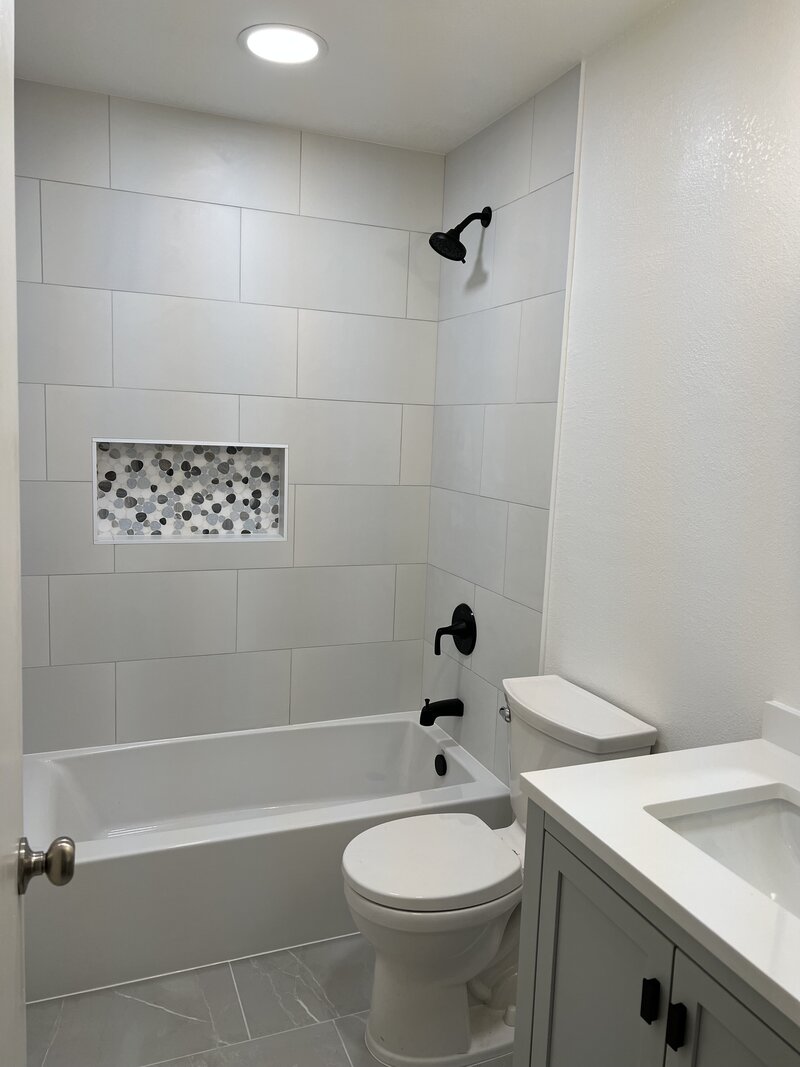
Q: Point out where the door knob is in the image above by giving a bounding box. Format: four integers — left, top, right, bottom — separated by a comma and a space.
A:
17, 836, 76, 895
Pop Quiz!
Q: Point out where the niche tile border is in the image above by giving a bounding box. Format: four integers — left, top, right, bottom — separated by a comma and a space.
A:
93, 438, 287, 544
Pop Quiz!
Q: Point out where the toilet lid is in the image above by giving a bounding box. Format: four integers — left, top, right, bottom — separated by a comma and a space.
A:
342, 813, 522, 912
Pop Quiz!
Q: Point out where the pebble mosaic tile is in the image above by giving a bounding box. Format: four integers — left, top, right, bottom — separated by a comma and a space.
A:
95, 440, 285, 542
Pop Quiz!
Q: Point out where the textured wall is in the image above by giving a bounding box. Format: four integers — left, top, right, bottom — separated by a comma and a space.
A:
544, 0, 800, 750
425, 69, 580, 777
15, 81, 443, 751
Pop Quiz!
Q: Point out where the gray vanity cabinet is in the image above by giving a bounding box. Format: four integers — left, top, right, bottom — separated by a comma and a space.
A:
530, 835, 673, 1067
666, 952, 800, 1067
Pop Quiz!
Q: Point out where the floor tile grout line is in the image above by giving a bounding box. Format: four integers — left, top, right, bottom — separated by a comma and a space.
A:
334, 1017, 359, 1067
228, 961, 251, 1041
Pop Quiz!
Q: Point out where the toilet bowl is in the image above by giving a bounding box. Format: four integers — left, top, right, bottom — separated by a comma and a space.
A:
342, 675, 657, 1067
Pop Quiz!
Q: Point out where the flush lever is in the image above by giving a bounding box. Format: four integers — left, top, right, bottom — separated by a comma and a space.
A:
17, 836, 76, 895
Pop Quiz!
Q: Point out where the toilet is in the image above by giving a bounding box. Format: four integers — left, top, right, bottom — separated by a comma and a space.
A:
342, 675, 657, 1067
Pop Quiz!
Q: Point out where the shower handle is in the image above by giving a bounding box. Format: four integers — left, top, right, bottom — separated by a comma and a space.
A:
17, 835, 76, 895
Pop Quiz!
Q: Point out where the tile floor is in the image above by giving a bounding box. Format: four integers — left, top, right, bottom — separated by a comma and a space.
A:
26, 933, 513, 1067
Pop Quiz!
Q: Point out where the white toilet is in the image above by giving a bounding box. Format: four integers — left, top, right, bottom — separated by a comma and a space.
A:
342, 675, 657, 1067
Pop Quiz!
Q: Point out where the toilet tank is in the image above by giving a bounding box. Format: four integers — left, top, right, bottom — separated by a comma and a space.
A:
502, 675, 657, 828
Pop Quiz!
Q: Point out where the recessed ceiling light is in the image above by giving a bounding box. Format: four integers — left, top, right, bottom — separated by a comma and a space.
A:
239, 24, 327, 65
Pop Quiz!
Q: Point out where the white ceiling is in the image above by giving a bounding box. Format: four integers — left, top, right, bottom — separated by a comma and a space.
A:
15, 0, 666, 154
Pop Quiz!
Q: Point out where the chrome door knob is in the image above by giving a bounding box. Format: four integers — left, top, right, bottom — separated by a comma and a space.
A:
17, 836, 76, 895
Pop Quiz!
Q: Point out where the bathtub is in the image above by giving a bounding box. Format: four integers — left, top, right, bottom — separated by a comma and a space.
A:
23, 711, 510, 1001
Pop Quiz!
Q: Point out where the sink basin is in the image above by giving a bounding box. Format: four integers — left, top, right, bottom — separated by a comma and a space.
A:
652, 788, 800, 919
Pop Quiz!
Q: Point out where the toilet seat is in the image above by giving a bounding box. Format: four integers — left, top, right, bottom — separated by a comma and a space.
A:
342, 812, 521, 912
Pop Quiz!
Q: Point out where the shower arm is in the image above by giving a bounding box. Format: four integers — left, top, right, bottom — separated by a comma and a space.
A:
451, 210, 487, 237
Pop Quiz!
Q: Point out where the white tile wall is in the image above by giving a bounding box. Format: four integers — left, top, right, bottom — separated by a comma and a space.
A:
16, 81, 109, 186
425, 68, 579, 773
116, 651, 291, 742
113, 292, 297, 397
240, 396, 401, 484
17, 283, 112, 386
300, 133, 443, 231
15, 177, 41, 282
241, 210, 409, 316
110, 98, 300, 212
50, 571, 238, 665
18, 384, 46, 480
407, 233, 441, 321
21, 481, 113, 575
400, 406, 434, 485
41, 182, 241, 299
21, 576, 50, 668
394, 564, 427, 640
237, 566, 395, 652
294, 486, 429, 566
297, 311, 435, 404
23, 664, 115, 752
290, 640, 423, 722
45, 385, 239, 480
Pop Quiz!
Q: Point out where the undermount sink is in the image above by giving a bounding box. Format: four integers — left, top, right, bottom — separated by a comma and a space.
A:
652, 787, 800, 920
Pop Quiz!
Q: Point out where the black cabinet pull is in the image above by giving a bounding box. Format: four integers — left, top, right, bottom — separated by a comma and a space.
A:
666, 1002, 688, 1051
639, 977, 661, 1024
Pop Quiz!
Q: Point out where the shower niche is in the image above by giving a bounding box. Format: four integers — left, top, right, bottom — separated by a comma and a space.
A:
93, 439, 287, 543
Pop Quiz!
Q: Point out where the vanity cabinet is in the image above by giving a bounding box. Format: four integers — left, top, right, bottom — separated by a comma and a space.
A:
523, 829, 800, 1067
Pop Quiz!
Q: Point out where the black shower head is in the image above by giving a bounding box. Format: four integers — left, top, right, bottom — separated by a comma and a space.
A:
429, 206, 492, 263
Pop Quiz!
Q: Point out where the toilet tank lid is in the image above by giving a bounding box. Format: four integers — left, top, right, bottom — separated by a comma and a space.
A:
502, 675, 657, 754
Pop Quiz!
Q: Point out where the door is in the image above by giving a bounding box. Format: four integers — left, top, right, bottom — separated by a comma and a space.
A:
665, 952, 800, 1067
0, 0, 25, 1061
531, 835, 673, 1067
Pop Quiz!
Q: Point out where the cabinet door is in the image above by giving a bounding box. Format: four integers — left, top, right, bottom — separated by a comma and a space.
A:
531, 835, 673, 1067
665, 952, 800, 1067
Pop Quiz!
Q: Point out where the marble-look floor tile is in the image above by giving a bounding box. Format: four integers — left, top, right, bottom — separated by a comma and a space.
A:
335, 1012, 513, 1067
230, 934, 373, 1039
26, 964, 247, 1067
153, 1020, 352, 1066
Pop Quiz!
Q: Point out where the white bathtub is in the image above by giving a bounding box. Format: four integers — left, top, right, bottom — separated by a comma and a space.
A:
23, 712, 510, 1001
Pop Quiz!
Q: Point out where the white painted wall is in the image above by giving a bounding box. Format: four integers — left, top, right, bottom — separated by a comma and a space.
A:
544, 0, 800, 750
426, 70, 580, 776
15, 82, 443, 750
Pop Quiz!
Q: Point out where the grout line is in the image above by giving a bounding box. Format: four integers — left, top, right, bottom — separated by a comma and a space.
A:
397, 406, 405, 483
403, 231, 411, 317
298, 131, 304, 214
45, 575, 51, 665
295, 307, 300, 397
106, 96, 112, 187
234, 571, 239, 653
237, 208, 242, 301
42, 383, 48, 479
113, 660, 117, 743
229, 961, 252, 1041
391, 564, 398, 640
333, 1019, 358, 1067
109, 291, 115, 386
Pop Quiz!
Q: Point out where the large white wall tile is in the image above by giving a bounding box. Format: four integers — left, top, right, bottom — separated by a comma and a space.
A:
41, 182, 240, 300
394, 564, 427, 640
45, 385, 239, 481
431, 405, 485, 493
471, 586, 542, 688
21, 481, 113, 575
113, 293, 297, 397
16, 81, 109, 186
421, 637, 459, 699
516, 291, 565, 403
111, 97, 300, 212
436, 304, 521, 405
15, 177, 41, 282
491, 177, 573, 306
428, 488, 507, 593
400, 405, 433, 485
297, 311, 435, 404
444, 101, 534, 223
422, 643, 498, 769
50, 571, 237, 664
17, 283, 112, 386
23, 664, 115, 753
116, 650, 291, 742
290, 640, 422, 722
301, 133, 443, 231
294, 485, 428, 566
504, 504, 549, 611
19, 384, 46, 480
237, 566, 395, 651
241, 210, 408, 316
437, 219, 495, 320
530, 66, 580, 192
21, 576, 49, 667
114, 487, 295, 572
240, 396, 400, 484
480, 403, 557, 507
407, 233, 440, 321
424, 565, 475, 653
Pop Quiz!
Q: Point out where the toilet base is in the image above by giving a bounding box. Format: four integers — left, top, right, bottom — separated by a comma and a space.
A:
365, 1004, 515, 1067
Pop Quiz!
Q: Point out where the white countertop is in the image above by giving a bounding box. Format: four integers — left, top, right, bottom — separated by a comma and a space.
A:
521, 709, 800, 1027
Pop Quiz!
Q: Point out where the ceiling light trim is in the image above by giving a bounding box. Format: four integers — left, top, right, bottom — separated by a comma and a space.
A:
238, 23, 328, 66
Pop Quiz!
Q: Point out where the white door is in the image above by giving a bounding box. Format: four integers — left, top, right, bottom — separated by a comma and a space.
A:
0, 0, 26, 1060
